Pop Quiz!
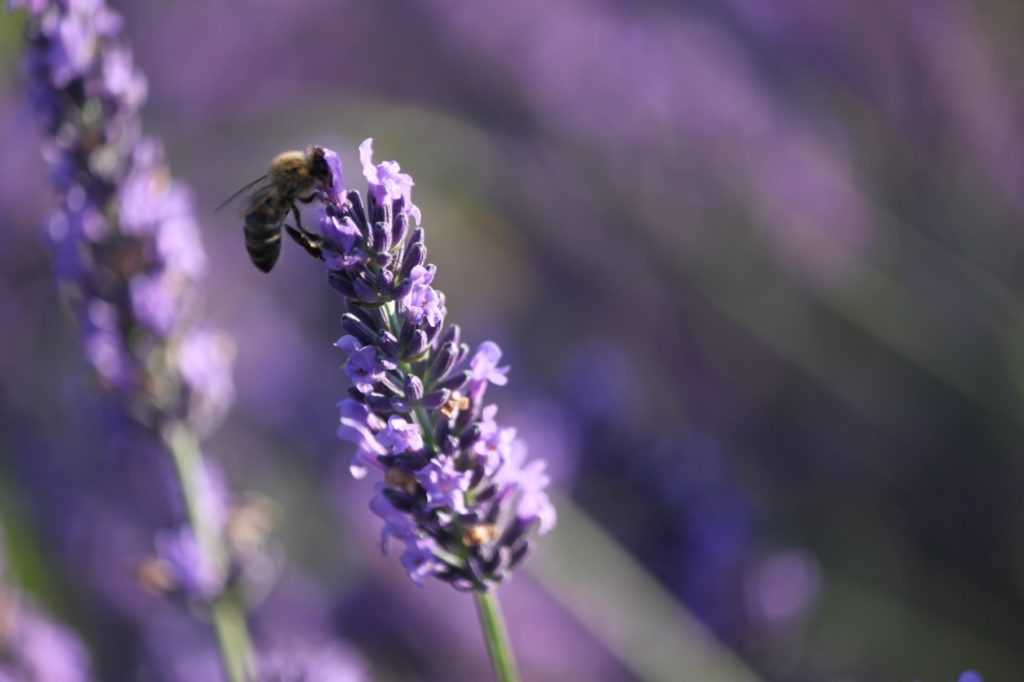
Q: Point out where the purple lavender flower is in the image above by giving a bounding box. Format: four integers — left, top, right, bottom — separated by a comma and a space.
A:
319, 211, 366, 271
359, 138, 420, 225
16, 0, 234, 437
152, 527, 227, 601
12, 0, 254, 678
400, 265, 446, 327
0, 596, 94, 682
316, 139, 554, 589
338, 399, 388, 479
417, 456, 473, 514
335, 336, 394, 394
376, 415, 425, 454
493, 441, 556, 535
473, 405, 517, 475
468, 341, 509, 402
369, 482, 416, 552
399, 537, 445, 587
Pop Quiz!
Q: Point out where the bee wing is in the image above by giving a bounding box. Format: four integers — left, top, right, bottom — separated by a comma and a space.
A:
215, 175, 271, 214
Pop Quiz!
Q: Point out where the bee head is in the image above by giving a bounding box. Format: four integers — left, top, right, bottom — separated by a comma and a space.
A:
308, 145, 331, 184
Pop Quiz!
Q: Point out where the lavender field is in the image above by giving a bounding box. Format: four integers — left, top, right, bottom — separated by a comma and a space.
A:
0, 1, 1022, 680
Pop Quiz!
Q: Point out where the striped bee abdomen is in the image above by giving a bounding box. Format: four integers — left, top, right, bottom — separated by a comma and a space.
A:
243, 193, 287, 273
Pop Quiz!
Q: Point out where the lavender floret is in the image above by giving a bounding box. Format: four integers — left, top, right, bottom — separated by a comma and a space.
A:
318, 140, 554, 589
152, 527, 226, 601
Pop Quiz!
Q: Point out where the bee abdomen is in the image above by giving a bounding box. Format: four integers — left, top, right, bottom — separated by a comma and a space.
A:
244, 197, 287, 273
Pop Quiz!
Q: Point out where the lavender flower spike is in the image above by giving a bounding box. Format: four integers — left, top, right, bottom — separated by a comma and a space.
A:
318, 140, 555, 591
13, 0, 254, 679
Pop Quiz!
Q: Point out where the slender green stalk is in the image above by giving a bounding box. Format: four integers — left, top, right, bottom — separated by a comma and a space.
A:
211, 594, 255, 682
166, 424, 255, 682
474, 590, 519, 682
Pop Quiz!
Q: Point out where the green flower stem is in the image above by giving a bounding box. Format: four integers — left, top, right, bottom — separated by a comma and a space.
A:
211, 594, 255, 682
166, 423, 255, 682
474, 590, 519, 682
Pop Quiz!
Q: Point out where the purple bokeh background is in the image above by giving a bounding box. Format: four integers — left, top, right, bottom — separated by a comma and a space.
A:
2, 0, 1023, 680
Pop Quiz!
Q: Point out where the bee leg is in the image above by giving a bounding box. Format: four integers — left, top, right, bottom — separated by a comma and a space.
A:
285, 224, 324, 261
290, 203, 326, 250
290, 204, 306, 232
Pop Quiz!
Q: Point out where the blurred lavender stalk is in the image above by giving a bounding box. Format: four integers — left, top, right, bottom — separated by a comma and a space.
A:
298, 139, 554, 679
530, 495, 762, 682
9, 0, 254, 679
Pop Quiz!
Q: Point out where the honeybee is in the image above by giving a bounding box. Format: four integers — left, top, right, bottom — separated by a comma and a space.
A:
218, 146, 332, 273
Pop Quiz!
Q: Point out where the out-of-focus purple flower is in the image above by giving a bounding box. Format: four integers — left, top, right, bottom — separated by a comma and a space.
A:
257, 639, 367, 682
98, 45, 146, 105
493, 439, 556, 534
178, 328, 237, 434
369, 482, 416, 553
0, 551, 93, 682
13, 0, 254, 676
337, 399, 388, 479
314, 140, 554, 589
4, 606, 93, 682
19, 0, 231, 431
474, 405, 517, 474
81, 299, 130, 387
958, 672, 983, 682
22, 0, 234, 430
743, 549, 821, 626
141, 623, 369, 682
130, 273, 179, 334
154, 527, 226, 601
46, 7, 103, 87
359, 137, 420, 225
7, 0, 47, 14
399, 537, 444, 587
16, 0, 238, 474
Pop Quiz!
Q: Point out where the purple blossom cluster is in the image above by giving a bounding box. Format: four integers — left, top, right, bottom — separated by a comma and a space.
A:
137, 462, 276, 607
317, 139, 555, 589
18, 0, 233, 436
11, 0, 258, 677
